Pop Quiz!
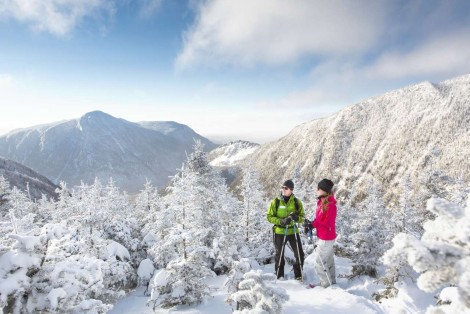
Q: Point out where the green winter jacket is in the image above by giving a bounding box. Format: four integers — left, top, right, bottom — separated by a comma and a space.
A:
266, 194, 305, 235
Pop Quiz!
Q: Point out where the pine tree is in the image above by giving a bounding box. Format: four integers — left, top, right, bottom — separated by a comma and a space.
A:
350, 178, 393, 277
239, 168, 271, 262
135, 179, 161, 229
395, 173, 423, 238
225, 258, 252, 309
0, 175, 10, 207
336, 182, 359, 257
149, 253, 215, 309
148, 140, 242, 309
5, 186, 36, 235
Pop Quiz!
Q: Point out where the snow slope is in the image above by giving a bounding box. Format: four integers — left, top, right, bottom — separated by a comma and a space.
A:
110, 255, 435, 313
208, 141, 259, 168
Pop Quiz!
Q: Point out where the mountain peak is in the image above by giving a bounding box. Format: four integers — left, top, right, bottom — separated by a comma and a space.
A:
81, 111, 114, 120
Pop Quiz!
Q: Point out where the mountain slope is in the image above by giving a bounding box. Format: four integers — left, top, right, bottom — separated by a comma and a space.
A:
207, 140, 260, 187
139, 121, 217, 152
0, 111, 216, 193
0, 157, 58, 200
245, 74, 470, 201
208, 140, 259, 168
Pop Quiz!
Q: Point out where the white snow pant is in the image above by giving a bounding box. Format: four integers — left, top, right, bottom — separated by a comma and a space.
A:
314, 239, 336, 287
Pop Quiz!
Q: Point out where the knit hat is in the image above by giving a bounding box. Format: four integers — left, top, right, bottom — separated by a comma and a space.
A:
282, 179, 294, 190
318, 179, 334, 193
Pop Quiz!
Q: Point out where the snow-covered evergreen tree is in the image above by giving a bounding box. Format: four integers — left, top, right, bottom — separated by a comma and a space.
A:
383, 195, 470, 313
0, 222, 116, 313
52, 181, 72, 223
225, 258, 252, 302
137, 258, 155, 289
147, 140, 241, 309
336, 182, 359, 257
394, 173, 423, 238
148, 166, 198, 268
350, 178, 394, 277
135, 179, 161, 229
239, 168, 271, 263
229, 269, 289, 313
0, 175, 10, 207
149, 253, 215, 309
5, 186, 36, 235
0, 176, 12, 252
211, 184, 242, 274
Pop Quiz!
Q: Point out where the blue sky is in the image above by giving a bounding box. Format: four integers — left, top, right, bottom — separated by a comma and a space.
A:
1, 0, 469, 143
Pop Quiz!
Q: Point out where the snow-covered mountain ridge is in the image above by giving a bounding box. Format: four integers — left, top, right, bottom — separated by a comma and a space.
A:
208, 140, 260, 167
0, 157, 58, 200
0, 111, 217, 193
245, 74, 470, 202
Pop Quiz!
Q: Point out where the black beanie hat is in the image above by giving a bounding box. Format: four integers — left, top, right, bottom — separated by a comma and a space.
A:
282, 179, 294, 190
318, 179, 334, 193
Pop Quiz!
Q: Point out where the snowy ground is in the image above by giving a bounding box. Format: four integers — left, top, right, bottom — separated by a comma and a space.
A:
110, 254, 436, 313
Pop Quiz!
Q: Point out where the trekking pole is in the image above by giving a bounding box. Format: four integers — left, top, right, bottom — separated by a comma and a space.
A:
276, 225, 289, 279
313, 243, 332, 286
292, 223, 304, 280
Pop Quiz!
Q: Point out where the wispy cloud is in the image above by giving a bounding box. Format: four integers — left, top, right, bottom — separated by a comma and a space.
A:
176, 0, 389, 69
179, 0, 470, 110
364, 30, 470, 79
0, 0, 115, 36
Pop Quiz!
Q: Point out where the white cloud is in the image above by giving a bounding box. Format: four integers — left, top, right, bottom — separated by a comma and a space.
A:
364, 30, 470, 79
0, 0, 114, 36
253, 25, 470, 110
176, 0, 389, 69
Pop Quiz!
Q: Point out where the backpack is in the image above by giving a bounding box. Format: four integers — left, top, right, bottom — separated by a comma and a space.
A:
274, 196, 299, 216
272, 197, 300, 241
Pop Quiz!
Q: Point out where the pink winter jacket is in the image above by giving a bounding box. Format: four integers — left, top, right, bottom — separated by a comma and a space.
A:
312, 194, 337, 240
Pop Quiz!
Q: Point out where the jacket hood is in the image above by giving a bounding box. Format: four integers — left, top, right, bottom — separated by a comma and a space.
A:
318, 194, 336, 204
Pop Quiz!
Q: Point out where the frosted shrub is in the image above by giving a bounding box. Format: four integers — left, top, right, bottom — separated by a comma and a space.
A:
383, 195, 470, 313
0, 223, 113, 313
230, 269, 289, 314
149, 254, 215, 309
225, 258, 252, 309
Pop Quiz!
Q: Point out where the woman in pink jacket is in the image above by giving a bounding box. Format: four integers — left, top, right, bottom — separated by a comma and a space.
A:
305, 178, 337, 287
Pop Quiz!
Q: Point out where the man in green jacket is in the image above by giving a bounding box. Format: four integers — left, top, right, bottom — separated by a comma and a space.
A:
267, 179, 305, 279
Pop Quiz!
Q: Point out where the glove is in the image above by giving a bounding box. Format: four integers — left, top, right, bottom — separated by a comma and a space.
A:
303, 219, 312, 234
289, 213, 299, 221
279, 216, 292, 226
302, 219, 311, 229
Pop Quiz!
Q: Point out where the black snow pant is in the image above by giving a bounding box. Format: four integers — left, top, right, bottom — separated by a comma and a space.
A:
274, 232, 304, 279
